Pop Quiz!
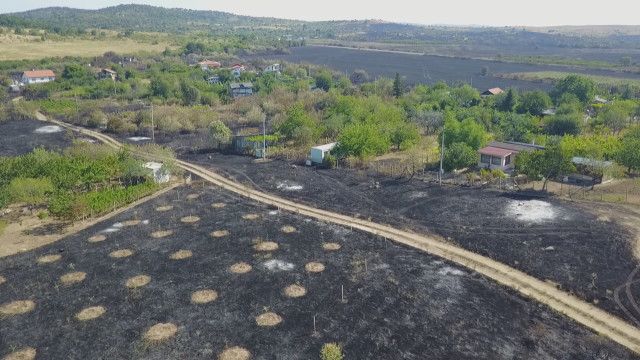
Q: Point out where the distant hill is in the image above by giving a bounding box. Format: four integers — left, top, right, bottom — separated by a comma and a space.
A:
6, 4, 302, 33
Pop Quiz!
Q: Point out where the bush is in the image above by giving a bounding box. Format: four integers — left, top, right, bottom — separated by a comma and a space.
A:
0, 219, 6, 236
320, 343, 344, 360
321, 154, 336, 169
37, 211, 48, 220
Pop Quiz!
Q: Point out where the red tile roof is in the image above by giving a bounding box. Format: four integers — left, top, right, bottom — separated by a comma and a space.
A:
102, 69, 117, 74
198, 60, 220, 67
485, 88, 504, 95
478, 146, 513, 157
23, 70, 55, 78
229, 64, 244, 70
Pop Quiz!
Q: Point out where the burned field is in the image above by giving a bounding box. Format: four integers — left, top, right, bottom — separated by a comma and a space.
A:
0, 118, 78, 157
186, 153, 640, 327
1, 184, 638, 359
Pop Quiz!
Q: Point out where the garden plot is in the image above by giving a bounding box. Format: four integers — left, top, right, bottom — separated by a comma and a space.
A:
0, 185, 637, 359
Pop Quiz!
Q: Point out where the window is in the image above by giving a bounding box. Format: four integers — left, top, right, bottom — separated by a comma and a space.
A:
491, 156, 502, 166
504, 154, 511, 165
480, 154, 490, 164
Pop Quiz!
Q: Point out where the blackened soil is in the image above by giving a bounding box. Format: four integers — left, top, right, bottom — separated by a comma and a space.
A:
0, 185, 637, 359
184, 153, 640, 325
0, 118, 78, 157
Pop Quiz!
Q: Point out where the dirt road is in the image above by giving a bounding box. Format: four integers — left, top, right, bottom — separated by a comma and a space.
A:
52, 119, 640, 354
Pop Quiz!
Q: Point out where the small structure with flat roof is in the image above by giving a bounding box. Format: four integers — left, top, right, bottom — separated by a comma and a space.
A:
310, 142, 337, 164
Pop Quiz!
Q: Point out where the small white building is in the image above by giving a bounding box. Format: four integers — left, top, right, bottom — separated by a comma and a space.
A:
22, 70, 56, 85
263, 63, 281, 75
144, 162, 170, 183
310, 142, 337, 164
229, 64, 245, 78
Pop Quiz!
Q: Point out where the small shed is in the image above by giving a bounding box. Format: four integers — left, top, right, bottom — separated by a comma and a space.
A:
144, 162, 170, 183
571, 157, 614, 184
310, 142, 337, 164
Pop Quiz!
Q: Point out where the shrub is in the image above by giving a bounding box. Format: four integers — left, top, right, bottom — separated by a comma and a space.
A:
37, 211, 48, 220
321, 154, 336, 169
320, 343, 344, 360
0, 219, 6, 235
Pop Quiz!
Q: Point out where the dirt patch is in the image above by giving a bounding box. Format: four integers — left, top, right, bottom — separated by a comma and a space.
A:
191, 289, 218, 304
211, 230, 229, 238
36, 254, 61, 264
255, 312, 283, 326
211, 202, 226, 208
186, 194, 200, 200
155, 205, 173, 212
218, 346, 250, 360
0, 300, 35, 315
75, 306, 106, 321
230, 262, 252, 273
322, 242, 342, 251
88, 235, 107, 243
60, 272, 86, 285
3, 348, 36, 360
0, 276, 5, 285
122, 220, 141, 227
180, 216, 200, 223
281, 225, 296, 233
254, 241, 278, 251
305, 262, 325, 273
143, 323, 178, 344
126, 275, 151, 289
243, 214, 260, 220
284, 284, 307, 298
170, 250, 193, 260
109, 249, 134, 258
151, 230, 173, 238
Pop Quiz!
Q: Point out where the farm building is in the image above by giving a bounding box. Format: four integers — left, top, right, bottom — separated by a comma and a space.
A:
98, 69, 117, 81
481, 87, 504, 97
21, 70, 55, 85
229, 82, 253, 98
477, 141, 545, 171
310, 142, 337, 164
198, 60, 220, 71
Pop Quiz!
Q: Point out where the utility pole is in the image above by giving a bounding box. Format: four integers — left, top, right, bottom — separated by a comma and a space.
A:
262, 114, 266, 160
75, 94, 79, 123
151, 103, 154, 143
439, 125, 445, 186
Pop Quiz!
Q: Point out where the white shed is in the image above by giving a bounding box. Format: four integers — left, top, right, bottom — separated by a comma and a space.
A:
144, 162, 170, 183
310, 142, 337, 164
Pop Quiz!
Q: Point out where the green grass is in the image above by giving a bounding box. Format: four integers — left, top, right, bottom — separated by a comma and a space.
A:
496, 71, 640, 88
504, 57, 617, 68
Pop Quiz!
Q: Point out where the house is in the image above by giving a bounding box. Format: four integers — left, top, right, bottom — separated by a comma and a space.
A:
481, 87, 504, 98
207, 75, 220, 84
198, 60, 220, 71
263, 63, 281, 75
21, 70, 55, 85
98, 69, 117, 81
477, 141, 545, 171
570, 157, 614, 185
229, 82, 253, 98
310, 142, 337, 164
229, 64, 245, 78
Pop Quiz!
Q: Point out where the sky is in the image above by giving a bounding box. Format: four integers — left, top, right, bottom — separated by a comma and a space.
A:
3, 0, 640, 27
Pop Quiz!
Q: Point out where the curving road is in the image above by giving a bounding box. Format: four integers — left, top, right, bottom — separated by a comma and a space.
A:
54, 119, 640, 354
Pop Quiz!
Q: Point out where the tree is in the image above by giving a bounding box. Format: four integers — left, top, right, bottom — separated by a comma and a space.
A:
314, 73, 333, 92
480, 66, 489, 76
620, 56, 632, 66
598, 104, 630, 135
442, 117, 489, 150
150, 77, 171, 98
550, 75, 595, 104
616, 138, 640, 172
410, 109, 443, 135
62, 64, 86, 81
275, 102, 319, 141
320, 343, 344, 360
545, 112, 583, 136
442, 142, 477, 171
514, 147, 574, 190
390, 122, 420, 150
350, 69, 369, 85
497, 88, 519, 112
517, 90, 552, 116
209, 120, 232, 149
181, 83, 201, 106
335, 122, 390, 159
499, 113, 532, 142
451, 85, 481, 107
393, 73, 404, 98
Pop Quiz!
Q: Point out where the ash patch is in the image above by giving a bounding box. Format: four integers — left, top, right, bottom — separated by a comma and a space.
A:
263, 259, 295, 271
437, 266, 465, 276
506, 200, 558, 223
101, 222, 123, 233
128, 136, 151, 141
34, 125, 63, 134
276, 181, 303, 191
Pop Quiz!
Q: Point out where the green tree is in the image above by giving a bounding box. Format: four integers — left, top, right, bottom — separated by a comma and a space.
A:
7, 177, 54, 210
514, 147, 574, 190
209, 120, 232, 149
598, 103, 631, 135
393, 73, 404, 98
320, 343, 344, 360
616, 138, 640, 172
451, 85, 481, 107
545, 112, 583, 136
390, 122, 420, 150
499, 113, 532, 142
181, 83, 201, 106
275, 102, 319, 141
442, 142, 477, 171
442, 117, 488, 150
517, 90, 552, 116
550, 75, 595, 104
62, 64, 86, 81
315, 73, 333, 92
335, 122, 389, 159
497, 88, 519, 112
150, 77, 171, 98
620, 56, 632, 66
350, 69, 369, 85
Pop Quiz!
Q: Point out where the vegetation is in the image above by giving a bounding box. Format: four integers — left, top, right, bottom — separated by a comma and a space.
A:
320, 343, 344, 360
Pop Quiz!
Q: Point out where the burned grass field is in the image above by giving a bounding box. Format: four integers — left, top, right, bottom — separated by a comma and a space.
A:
186, 153, 640, 327
0, 118, 78, 157
1, 184, 638, 359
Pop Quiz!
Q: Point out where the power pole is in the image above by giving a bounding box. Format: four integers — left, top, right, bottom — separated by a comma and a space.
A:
151, 103, 154, 143
439, 125, 445, 186
262, 115, 266, 160
75, 94, 79, 123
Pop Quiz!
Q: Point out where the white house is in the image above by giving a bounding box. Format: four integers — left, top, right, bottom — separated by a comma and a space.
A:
263, 63, 281, 75
229, 64, 245, 78
310, 142, 337, 164
22, 70, 56, 85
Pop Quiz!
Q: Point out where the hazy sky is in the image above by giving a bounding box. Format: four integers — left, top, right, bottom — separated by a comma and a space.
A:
3, 0, 639, 26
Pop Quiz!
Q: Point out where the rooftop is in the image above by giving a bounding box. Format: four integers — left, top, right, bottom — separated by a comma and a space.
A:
488, 141, 546, 152
478, 146, 514, 157
23, 70, 55, 78
312, 142, 338, 151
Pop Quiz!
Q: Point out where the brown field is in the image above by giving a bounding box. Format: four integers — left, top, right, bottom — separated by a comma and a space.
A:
0, 37, 172, 60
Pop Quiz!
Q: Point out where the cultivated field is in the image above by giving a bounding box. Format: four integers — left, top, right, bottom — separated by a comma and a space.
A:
0, 38, 170, 61
254, 46, 638, 90
184, 153, 640, 328
1, 184, 638, 359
